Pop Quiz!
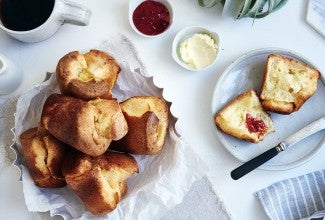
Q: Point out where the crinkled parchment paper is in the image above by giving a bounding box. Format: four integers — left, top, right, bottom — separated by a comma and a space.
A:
12, 35, 207, 219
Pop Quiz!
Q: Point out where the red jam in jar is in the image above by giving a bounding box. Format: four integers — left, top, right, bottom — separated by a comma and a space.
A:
132, 0, 170, 36
245, 113, 267, 135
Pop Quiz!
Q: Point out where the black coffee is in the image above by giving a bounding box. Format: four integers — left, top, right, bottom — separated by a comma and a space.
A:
0, 0, 54, 31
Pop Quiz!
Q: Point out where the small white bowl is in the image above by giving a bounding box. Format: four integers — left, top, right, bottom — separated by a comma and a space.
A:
172, 26, 220, 71
129, 0, 173, 37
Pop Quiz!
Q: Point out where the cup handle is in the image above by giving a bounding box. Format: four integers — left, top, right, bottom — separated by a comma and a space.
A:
60, 0, 92, 26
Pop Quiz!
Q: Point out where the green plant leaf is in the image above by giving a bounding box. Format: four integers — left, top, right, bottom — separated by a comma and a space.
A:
198, 0, 218, 8
197, 0, 288, 19
245, 0, 267, 17
236, 0, 254, 19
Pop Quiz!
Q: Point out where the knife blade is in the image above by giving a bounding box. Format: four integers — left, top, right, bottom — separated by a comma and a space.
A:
231, 116, 325, 180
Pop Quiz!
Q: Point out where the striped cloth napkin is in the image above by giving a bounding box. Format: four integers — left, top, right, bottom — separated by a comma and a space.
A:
255, 169, 325, 220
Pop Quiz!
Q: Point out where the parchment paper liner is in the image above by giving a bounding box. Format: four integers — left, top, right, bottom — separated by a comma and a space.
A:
9, 36, 207, 219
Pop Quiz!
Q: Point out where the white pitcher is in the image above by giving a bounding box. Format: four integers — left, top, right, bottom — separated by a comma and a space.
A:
0, 53, 23, 95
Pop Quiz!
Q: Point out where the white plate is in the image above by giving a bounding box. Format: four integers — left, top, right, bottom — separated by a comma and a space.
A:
211, 48, 325, 170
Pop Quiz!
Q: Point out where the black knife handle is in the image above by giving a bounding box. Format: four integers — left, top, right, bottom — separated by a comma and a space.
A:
231, 146, 280, 180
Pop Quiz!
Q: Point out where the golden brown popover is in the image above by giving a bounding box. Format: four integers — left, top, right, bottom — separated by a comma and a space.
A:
56, 50, 120, 100
40, 94, 128, 156
62, 150, 138, 215
20, 127, 67, 188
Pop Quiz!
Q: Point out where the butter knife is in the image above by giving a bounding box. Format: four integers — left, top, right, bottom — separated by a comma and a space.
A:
231, 116, 325, 180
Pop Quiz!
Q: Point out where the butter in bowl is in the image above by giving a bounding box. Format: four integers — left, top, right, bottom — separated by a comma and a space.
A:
172, 26, 220, 71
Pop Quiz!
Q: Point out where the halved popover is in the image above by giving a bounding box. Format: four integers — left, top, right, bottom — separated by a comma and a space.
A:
215, 90, 274, 143
112, 96, 169, 155
259, 54, 320, 114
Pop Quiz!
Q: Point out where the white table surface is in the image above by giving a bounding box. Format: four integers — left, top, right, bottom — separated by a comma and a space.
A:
0, 0, 324, 219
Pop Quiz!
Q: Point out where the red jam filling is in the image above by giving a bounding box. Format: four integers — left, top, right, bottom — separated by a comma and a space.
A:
132, 0, 170, 36
245, 113, 267, 135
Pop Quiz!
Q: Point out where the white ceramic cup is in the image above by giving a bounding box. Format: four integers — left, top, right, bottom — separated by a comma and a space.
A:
0, 0, 91, 43
0, 53, 23, 95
